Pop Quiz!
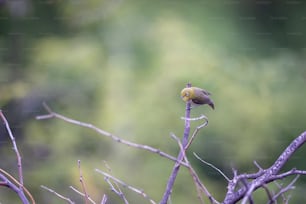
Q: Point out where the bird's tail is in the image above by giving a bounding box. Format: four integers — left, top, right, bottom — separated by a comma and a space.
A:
209, 102, 215, 110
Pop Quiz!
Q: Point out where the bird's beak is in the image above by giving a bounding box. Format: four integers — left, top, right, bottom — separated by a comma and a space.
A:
181, 94, 188, 102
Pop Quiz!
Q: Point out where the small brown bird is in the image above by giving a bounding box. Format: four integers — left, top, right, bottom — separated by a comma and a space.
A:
181, 87, 215, 109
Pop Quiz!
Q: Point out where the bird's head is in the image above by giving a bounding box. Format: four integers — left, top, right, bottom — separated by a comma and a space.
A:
180, 87, 195, 102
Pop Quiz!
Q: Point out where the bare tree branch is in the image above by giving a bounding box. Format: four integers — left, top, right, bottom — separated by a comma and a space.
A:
194, 153, 230, 182
171, 133, 219, 204
184, 114, 208, 150
95, 169, 156, 204
35, 99, 306, 204
0, 110, 24, 187
36, 103, 188, 167
223, 131, 306, 204
104, 175, 129, 204
77, 160, 90, 204
0, 172, 30, 204
100, 194, 107, 204
159, 82, 192, 204
69, 186, 96, 204
0, 110, 34, 204
268, 175, 299, 204
41, 185, 75, 204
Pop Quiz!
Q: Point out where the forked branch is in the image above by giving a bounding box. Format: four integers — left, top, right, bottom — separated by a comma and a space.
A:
223, 131, 306, 204
35, 101, 306, 204
0, 110, 35, 204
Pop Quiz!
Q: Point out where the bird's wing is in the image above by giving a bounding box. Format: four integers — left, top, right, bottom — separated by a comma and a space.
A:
201, 89, 211, 95
193, 87, 211, 95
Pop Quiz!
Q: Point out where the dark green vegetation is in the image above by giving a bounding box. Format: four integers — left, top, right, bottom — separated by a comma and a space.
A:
1, 1, 306, 203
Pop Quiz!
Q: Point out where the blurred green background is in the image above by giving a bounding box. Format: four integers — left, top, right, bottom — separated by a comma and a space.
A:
1, 0, 306, 203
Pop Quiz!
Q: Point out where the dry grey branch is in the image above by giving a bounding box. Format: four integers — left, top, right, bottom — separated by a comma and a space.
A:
0, 111, 24, 187
0, 110, 33, 204
95, 169, 156, 204
171, 133, 219, 204
36, 103, 188, 167
268, 175, 299, 204
41, 185, 75, 204
69, 186, 96, 204
35, 102, 306, 204
194, 153, 230, 182
104, 176, 129, 204
101, 194, 108, 204
77, 160, 91, 204
184, 114, 208, 150
223, 131, 306, 204
159, 83, 192, 204
0, 172, 30, 204
101, 161, 128, 203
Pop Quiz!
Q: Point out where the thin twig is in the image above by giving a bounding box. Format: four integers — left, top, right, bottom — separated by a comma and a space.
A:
78, 160, 90, 204
170, 134, 205, 203
0, 111, 34, 204
0, 168, 35, 204
0, 111, 24, 187
101, 161, 128, 204
269, 175, 299, 204
100, 194, 107, 204
171, 133, 219, 204
95, 169, 156, 204
184, 115, 208, 150
253, 161, 263, 171
104, 176, 129, 204
41, 185, 75, 204
268, 168, 306, 181
69, 186, 96, 204
254, 160, 271, 203
0, 172, 31, 204
240, 178, 253, 204
102, 161, 127, 202
194, 153, 230, 182
262, 184, 274, 204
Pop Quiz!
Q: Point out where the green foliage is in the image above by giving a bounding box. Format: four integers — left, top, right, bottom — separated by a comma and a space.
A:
1, 1, 306, 203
